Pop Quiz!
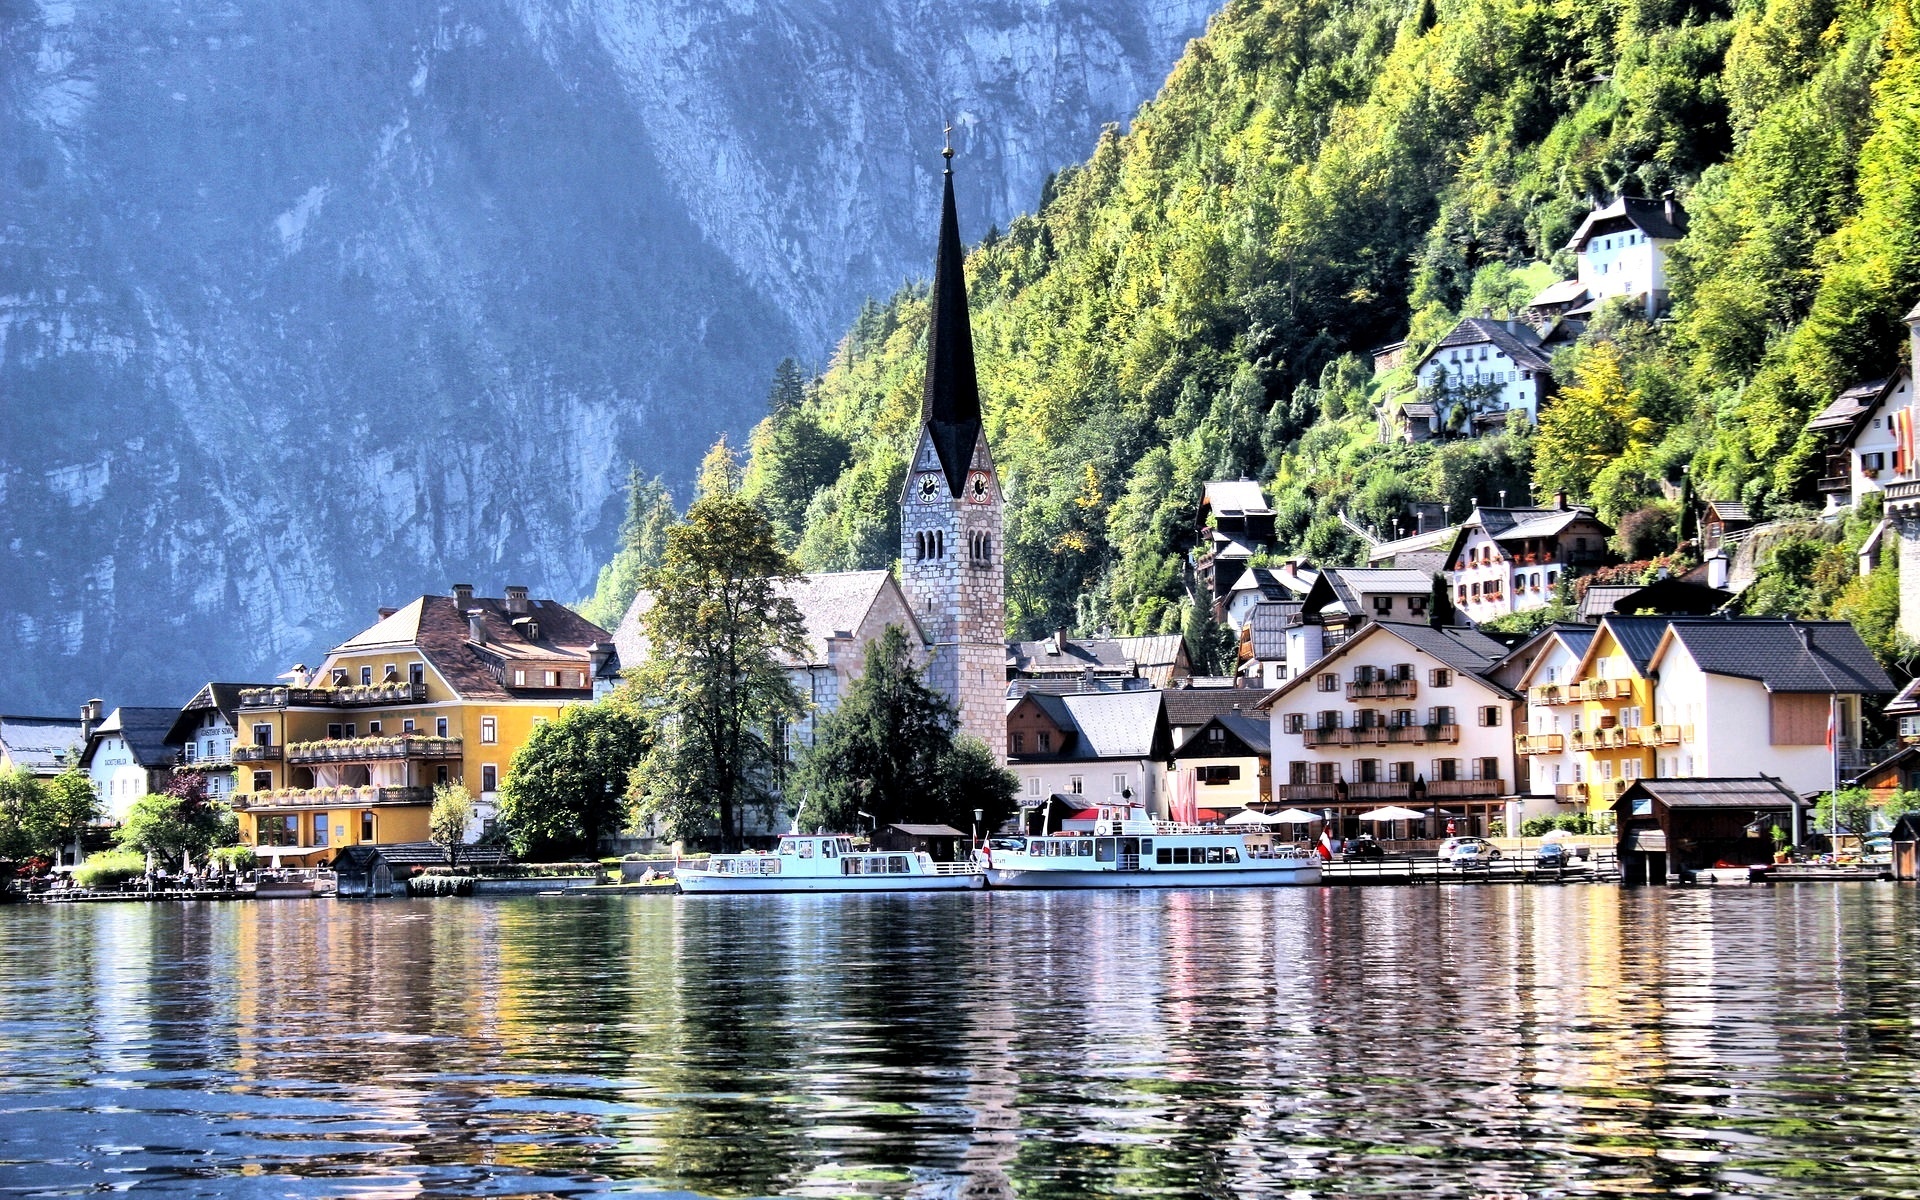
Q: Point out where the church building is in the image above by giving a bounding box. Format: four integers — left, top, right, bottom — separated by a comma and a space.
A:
613, 148, 1007, 769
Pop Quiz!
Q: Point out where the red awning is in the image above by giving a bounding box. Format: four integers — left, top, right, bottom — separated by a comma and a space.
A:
1069, 807, 1101, 821
1197, 809, 1224, 821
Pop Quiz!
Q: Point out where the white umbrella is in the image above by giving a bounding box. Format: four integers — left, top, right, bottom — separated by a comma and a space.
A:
1267, 808, 1319, 825
1358, 805, 1428, 822
1539, 828, 1571, 843
1224, 808, 1273, 827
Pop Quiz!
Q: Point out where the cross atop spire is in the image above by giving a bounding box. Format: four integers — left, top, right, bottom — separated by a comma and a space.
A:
919, 141, 983, 496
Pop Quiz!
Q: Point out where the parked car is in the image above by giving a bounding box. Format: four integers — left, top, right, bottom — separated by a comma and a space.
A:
1536, 842, 1574, 869
1437, 836, 1501, 864
1343, 835, 1385, 861
1449, 841, 1501, 869
1862, 834, 1892, 861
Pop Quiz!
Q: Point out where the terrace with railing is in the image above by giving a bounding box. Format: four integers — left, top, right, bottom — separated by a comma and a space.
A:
239, 682, 429, 709
1514, 733, 1565, 755
1346, 678, 1418, 700
1301, 724, 1461, 748
233, 785, 429, 810
284, 735, 463, 765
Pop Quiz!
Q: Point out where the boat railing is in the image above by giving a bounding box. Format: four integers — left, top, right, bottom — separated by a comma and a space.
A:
931, 861, 981, 875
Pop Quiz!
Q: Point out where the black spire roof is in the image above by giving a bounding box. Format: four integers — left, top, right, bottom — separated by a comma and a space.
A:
920, 152, 984, 496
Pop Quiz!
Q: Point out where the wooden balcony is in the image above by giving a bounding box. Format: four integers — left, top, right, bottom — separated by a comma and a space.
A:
1575, 678, 1634, 701
239, 682, 429, 709
1272, 779, 1503, 803
284, 735, 463, 766
233, 744, 282, 762
1529, 685, 1572, 706
1555, 782, 1587, 804
1886, 480, 1920, 512
233, 785, 429, 810
1514, 733, 1564, 755
1302, 724, 1460, 748
1347, 678, 1417, 700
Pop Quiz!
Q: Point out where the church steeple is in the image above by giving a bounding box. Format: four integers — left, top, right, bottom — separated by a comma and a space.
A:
920, 141, 984, 496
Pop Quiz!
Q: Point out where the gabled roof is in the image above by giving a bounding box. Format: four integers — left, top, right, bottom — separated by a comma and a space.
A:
1598, 578, 1735, 620
1161, 685, 1269, 730
1201, 480, 1273, 519
1255, 620, 1515, 708
1565, 195, 1688, 251
1416, 317, 1553, 373
1304, 568, 1434, 620
80, 706, 180, 769
1576, 616, 1672, 677
1650, 618, 1894, 694
1009, 691, 1169, 762
1007, 676, 1154, 698
612, 590, 655, 677
0, 716, 85, 775
1228, 564, 1317, 598
1366, 525, 1457, 565
1441, 504, 1609, 571
164, 683, 269, 744
1526, 278, 1591, 309
1616, 777, 1802, 811
330, 593, 610, 702
1883, 677, 1920, 716
1008, 636, 1135, 676
1907, 297, 1920, 324
1504, 624, 1597, 689
778, 571, 915, 665
1171, 712, 1271, 759
1577, 585, 1641, 622
1703, 500, 1750, 523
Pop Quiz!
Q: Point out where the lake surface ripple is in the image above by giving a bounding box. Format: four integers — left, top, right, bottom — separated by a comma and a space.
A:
2, 886, 1918, 1198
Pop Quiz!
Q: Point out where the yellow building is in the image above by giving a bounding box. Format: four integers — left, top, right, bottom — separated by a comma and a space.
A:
230, 584, 614, 864
1552, 616, 1664, 815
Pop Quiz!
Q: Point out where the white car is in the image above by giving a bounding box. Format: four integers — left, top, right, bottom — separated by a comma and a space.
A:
1436, 836, 1502, 863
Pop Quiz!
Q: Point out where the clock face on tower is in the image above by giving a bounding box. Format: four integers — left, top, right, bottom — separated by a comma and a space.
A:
916, 473, 941, 503
966, 470, 992, 504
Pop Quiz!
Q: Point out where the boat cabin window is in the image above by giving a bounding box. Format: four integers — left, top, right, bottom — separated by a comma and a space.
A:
780, 841, 796, 855
1096, 839, 1116, 862
889, 856, 911, 874
823, 841, 838, 858
1077, 841, 1093, 857
798, 841, 815, 858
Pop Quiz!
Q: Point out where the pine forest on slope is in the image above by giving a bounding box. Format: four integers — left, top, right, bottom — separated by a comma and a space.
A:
689, 0, 1920, 664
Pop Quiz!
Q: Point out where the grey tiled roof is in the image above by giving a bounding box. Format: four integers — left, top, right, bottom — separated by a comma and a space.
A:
1373, 621, 1514, 688
1424, 318, 1553, 372
1172, 712, 1271, 758
0, 716, 84, 774
1883, 677, 1920, 716
1565, 195, 1688, 249
1202, 480, 1273, 517
1527, 278, 1590, 307
1578, 586, 1640, 621
1596, 616, 1672, 674
778, 570, 901, 663
1704, 500, 1750, 523
1060, 692, 1166, 760
1247, 601, 1302, 661
1619, 778, 1802, 809
1660, 619, 1894, 694
1161, 686, 1268, 730
82, 706, 181, 769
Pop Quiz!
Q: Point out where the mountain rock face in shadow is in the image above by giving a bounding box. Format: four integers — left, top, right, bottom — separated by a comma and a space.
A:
0, 0, 1210, 710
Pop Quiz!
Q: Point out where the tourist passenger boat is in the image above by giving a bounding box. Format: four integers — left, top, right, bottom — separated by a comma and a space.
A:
676, 835, 986, 894
979, 805, 1321, 889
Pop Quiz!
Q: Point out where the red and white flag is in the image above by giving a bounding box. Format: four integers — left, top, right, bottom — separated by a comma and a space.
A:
1827, 701, 1837, 754
1317, 826, 1333, 860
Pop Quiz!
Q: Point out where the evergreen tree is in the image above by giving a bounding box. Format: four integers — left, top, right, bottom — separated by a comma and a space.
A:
791, 626, 1017, 835
579, 468, 675, 628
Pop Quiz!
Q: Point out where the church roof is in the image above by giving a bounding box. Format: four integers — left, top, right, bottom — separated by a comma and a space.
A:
920, 159, 985, 496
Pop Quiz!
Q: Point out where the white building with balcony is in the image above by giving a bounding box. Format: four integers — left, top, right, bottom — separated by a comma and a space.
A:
1410, 318, 1555, 430
1442, 500, 1612, 623
1565, 194, 1688, 316
1258, 621, 1520, 838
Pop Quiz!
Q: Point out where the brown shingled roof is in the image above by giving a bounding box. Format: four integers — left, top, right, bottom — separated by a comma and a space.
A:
327, 593, 610, 702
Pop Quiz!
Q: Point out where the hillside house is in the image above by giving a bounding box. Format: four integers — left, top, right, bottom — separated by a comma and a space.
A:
165, 683, 268, 803
1007, 632, 1192, 689
1194, 480, 1277, 613
1562, 193, 1689, 317
1442, 500, 1612, 622
1410, 318, 1556, 430
79, 703, 179, 824
0, 714, 84, 780
1221, 562, 1317, 632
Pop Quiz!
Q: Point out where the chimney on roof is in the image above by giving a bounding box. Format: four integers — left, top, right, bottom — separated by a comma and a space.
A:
378, 607, 398, 620
451, 583, 474, 606
1082, 665, 1096, 692
1706, 549, 1729, 591
1663, 189, 1676, 225
1506, 317, 1518, 335
1049, 629, 1066, 656
1480, 307, 1492, 319
467, 609, 488, 645
1555, 490, 1568, 511
504, 585, 530, 615
81, 698, 102, 740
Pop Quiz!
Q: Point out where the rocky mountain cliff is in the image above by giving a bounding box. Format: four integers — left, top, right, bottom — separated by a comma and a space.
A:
0, 0, 1211, 711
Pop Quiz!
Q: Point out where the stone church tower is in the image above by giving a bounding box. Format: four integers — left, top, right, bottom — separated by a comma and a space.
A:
900, 150, 1008, 764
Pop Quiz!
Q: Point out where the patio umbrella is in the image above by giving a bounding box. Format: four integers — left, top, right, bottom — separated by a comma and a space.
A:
1267, 808, 1319, 825
1224, 808, 1273, 827
1358, 805, 1428, 822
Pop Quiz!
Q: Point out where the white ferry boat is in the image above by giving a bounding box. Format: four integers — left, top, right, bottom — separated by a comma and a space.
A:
980, 805, 1321, 889
676, 835, 986, 894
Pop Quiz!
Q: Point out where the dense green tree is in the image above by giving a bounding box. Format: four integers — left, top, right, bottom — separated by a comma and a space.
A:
630, 452, 807, 849
791, 626, 1017, 836
498, 696, 650, 857
114, 775, 238, 870
0, 769, 52, 863
429, 781, 478, 866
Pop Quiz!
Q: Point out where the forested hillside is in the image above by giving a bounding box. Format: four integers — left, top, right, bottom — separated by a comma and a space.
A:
677, 0, 1920, 646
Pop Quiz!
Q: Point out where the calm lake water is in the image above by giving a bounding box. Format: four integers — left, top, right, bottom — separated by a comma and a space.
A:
2, 885, 1919, 1198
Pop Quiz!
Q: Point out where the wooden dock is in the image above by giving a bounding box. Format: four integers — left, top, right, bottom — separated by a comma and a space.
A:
1320, 856, 1620, 886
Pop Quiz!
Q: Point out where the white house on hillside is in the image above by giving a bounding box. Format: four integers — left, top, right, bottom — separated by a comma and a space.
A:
1410, 318, 1555, 430
1442, 500, 1612, 623
1565, 194, 1689, 317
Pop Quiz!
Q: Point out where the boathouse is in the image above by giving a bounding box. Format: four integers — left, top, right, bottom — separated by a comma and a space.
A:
1613, 777, 1804, 884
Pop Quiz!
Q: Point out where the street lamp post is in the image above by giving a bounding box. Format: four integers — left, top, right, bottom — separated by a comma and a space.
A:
973, 807, 984, 847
